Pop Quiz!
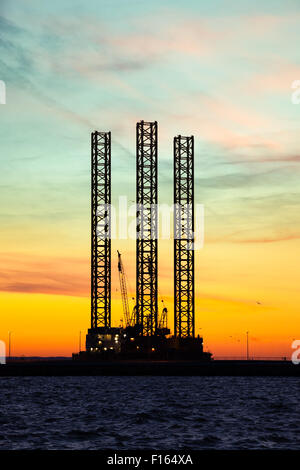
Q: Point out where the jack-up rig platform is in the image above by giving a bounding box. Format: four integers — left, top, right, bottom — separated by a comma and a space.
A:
73, 121, 212, 362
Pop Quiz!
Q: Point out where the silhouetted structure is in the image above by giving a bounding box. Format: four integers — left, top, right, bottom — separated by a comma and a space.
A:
118, 251, 135, 327
136, 121, 158, 336
174, 135, 195, 338
91, 131, 111, 329
86, 131, 117, 352
76, 123, 210, 361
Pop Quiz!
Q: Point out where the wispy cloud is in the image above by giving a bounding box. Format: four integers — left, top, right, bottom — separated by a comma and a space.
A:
0, 253, 89, 296
236, 234, 300, 243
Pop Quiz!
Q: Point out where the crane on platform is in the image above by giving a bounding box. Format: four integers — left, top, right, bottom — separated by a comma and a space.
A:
159, 306, 168, 330
117, 251, 135, 327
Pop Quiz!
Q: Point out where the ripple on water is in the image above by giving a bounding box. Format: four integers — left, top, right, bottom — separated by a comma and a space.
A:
0, 376, 299, 449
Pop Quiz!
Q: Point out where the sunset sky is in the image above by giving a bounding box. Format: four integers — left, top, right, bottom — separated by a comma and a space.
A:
0, 0, 300, 357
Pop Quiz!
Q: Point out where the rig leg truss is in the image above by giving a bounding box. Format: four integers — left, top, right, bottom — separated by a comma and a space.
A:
91, 131, 111, 329
174, 135, 195, 338
136, 121, 158, 336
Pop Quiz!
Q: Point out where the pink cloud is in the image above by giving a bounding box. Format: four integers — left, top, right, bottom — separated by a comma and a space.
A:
0, 253, 89, 297
244, 62, 300, 94
162, 91, 281, 153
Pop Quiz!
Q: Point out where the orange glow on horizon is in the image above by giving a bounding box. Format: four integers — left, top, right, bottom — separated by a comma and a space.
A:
0, 238, 299, 358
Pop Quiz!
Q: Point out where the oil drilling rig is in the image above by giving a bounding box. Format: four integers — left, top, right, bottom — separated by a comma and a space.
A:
75, 121, 211, 361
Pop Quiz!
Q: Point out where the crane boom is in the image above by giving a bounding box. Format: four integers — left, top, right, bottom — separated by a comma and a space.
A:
117, 251, 131, 327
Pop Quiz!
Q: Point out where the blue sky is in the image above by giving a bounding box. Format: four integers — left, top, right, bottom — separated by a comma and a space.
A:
1, 0, 300, 246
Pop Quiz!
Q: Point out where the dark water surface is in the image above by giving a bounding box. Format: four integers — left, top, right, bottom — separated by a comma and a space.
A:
0, 376, 299, 449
